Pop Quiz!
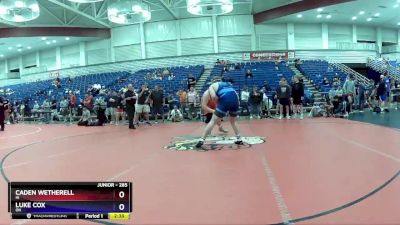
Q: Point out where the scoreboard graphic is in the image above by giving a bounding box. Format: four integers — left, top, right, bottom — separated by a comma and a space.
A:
8, 182, 132, 220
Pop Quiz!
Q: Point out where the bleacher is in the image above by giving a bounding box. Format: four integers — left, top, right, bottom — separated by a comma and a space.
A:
367, 58, 400, 81
204, 61, 293, 89
1, 65, 204, 109
3, 71, 130, 108
297, 60, 348, 92
202, 61, 299, 104
389, 60, 400, 68
111, 65, 204, 96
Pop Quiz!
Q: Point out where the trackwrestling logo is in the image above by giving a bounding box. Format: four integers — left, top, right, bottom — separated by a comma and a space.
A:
165, 136, 266, 151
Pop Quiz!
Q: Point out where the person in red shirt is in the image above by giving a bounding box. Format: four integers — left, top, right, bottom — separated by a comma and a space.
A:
84, 94, 93, 111
69, 92, 76, 108
201, 82, 227, 134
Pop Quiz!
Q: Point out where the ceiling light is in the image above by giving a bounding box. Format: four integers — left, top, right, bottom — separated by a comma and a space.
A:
65, 37, 70, 40
17, 49, 22, 52
398, 22, 400, 25
14, 15, 25, 22
17, 44, 22, 47
27, 46, 31, 49
326, 15, 331, 19
394, 4, 399, 8
374, 13, 380, 17
52, 40, 57, 43
367, 18, 372, 21
0, 54, 4, 57
67, 0, 104, 2
132, 4, 142, 12
46, 41, 51, 44
352, 16, 357, 20
317, 14, 322, 18
108, 0, 151, 24
0, 0, 40, 22
297, 14, 302, 18
41, 37, 47, 40
186, 0, 233, 16
317, 8, 323, 12
15, 1, 25, 8
8, 47, 12, 50
359, 11, 365, 15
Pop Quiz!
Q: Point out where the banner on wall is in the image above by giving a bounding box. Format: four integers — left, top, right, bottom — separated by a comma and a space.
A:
49, 70, 60, 78
242, 51, 295, 61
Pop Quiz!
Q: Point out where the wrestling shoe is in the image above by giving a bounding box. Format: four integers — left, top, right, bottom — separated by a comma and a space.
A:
234, 140, 244, 145
195, 140, 204, 148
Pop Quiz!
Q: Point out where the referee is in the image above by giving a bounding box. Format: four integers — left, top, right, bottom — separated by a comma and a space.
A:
0, 95, 5, 131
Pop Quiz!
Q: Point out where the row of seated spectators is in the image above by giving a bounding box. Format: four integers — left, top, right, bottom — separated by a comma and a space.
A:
296, 60, 348, 93
203, 60, 314, 107
0, 65, 204, 123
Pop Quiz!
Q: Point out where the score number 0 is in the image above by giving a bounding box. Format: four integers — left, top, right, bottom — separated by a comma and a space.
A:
118, 191, 126, 211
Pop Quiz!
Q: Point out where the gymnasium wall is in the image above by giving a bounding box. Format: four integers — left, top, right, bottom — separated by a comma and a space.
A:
1, 14, 400, 81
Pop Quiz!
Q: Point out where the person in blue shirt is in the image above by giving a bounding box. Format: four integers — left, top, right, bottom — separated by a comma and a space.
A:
196, 79, 243, 148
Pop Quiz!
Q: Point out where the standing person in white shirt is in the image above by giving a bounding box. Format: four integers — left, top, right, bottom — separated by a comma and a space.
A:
240, 86, 250, 116
261, 87, 273, 118
187, 87, 198, 120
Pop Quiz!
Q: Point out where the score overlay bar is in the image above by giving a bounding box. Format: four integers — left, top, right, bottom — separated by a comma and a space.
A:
9, 182, 132, 219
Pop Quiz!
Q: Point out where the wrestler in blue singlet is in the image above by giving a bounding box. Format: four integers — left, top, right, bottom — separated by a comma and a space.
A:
214, 82, 239, 118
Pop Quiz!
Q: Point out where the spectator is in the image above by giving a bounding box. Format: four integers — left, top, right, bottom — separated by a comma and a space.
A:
187, 86, 198, 120
150, 85, 165, 123
248, 86, 262, 119
83, 94, 94, 111
240, 86, 250, 115
42, 98, 52, 123
309, 103, 327, 117
245, 69, 253, 79
235, 63, 241, 70
50, 97, 57, 113
223, 66, 229, 72
343, 74, 356, 113
20, 103, 25, 120
291, 75, 305, 119
162, 68, 170, 77
168, 73, 175, 80
134, 84, 151, 127
54, 77, 61, 88
168, 105, 183, 122
0, 95, 5, 131
60, 97, 69, 122
332, 95, 346, 117
376, 75, 387, 110
276, 78, 292, 120
116, 92, 125, 125
261, 87, 273, 118
77, 106, 91, 126
355, 81, 365, 112
69, 91, 77, 116
93, 97, 107, 126
322, 77, 330, 85
166, 94, 176, 112
365, 79, 375, 110
187, 74, 196, 89
32, 101, 40, 117
263, 81, 271, 92
177, 89, 187, 116
107, 91, 120, 124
